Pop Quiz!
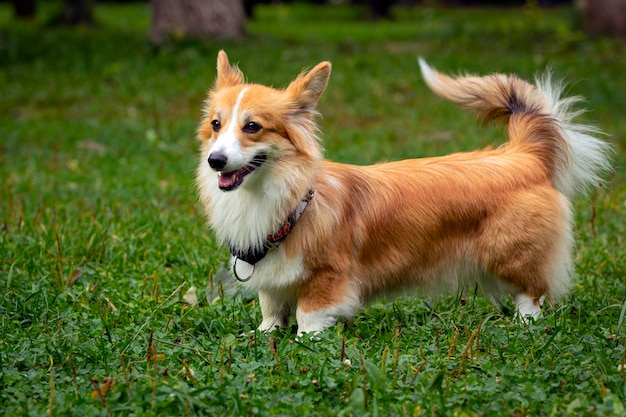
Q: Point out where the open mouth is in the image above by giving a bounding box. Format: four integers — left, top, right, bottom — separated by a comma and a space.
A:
217, 154, 267, 191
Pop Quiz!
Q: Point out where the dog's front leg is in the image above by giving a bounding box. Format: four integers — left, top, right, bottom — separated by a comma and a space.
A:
257, 290, 291, 332
295, 276, 361, 336
296, 306, 341, 336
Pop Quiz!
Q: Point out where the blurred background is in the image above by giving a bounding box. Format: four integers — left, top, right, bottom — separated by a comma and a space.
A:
6, 0, 626, 39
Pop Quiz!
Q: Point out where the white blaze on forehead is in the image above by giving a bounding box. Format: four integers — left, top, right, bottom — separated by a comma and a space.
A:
209, 87, 250, 170
226, 87, 249, 136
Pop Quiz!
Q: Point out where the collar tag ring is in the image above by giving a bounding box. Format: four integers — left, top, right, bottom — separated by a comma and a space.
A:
233, 257, 255, 282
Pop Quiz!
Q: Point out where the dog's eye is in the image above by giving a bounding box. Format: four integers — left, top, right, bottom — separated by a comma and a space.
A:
211, 120, 221, 132
243, 121, 262, 134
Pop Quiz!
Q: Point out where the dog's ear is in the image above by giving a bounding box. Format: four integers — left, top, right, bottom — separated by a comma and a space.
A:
287, 61, 331, 112
215, 50, 245, 89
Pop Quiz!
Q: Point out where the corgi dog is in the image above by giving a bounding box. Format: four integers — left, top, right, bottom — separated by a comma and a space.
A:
196, 51, 610, 335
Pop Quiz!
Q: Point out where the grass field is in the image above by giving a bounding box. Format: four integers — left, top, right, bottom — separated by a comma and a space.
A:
1, 2, 625, 416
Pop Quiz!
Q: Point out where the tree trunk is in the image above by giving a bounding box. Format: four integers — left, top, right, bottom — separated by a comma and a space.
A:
14, 0, 36, 20
151, 0, 245, 44
61, 0, 95, 26
368, 0, 392, 19
578, 0, 626, 38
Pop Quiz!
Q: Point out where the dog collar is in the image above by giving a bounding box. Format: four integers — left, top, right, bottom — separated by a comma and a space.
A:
230, 188, 315, 282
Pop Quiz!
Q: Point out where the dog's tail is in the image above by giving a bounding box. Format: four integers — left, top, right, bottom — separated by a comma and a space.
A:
418, 58, 611, 199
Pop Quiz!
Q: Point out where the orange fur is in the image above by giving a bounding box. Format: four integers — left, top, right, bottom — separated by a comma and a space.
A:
196, 51, 610, 334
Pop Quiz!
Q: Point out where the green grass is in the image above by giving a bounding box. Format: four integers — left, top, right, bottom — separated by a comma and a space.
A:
1, 2, 625, 416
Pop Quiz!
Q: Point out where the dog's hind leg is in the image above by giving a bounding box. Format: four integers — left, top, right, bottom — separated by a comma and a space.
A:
479, 187, 573, 323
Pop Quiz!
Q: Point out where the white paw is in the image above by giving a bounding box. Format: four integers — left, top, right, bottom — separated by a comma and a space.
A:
296, 308, 338, 337
515, 294, 544, 323
258, 317, 286, 332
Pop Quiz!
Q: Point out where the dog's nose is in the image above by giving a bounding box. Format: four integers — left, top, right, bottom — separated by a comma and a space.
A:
208, 152, 228, 171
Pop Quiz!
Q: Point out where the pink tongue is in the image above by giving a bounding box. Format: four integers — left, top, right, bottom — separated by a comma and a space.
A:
219, 165, 253, 190
219, 172, 238, 189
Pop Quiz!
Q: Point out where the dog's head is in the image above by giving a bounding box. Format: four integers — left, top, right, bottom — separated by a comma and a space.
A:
198, 51, 331, 192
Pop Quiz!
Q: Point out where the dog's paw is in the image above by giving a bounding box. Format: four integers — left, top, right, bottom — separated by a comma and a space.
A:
514, 294, 544, 324
258, 317, 286, 333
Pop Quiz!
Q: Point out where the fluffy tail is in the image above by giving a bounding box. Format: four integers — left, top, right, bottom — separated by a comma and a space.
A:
418, 58, 612, 198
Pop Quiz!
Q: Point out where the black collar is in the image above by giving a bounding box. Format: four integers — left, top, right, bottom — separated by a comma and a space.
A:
229, 188, 314, 280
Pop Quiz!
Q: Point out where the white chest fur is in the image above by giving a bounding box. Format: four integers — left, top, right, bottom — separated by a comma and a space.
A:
234, 246, 307, 292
